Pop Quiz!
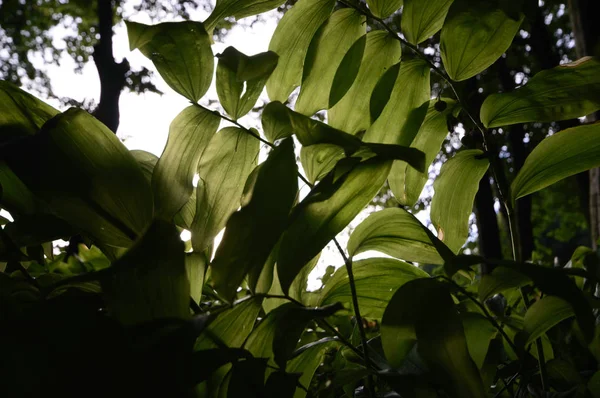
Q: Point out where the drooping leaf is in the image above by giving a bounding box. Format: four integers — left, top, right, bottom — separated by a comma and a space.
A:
262, 101, 294, 143
300, 144, 345, 183
393, 99, 458, 206
287, 340, 339, 398
523, 296, 575, 346
366, 0, 403, 18
317, 257, 429, 319
152, 105, 220, 220
266, 0, 336, 102
131, 150, 158, 184
511, 123, 600, 202
481, 57, 600, 128
328, 31, 401, 134
3, 108, 153, 247
216, 47, 279, 120
440, 0, 523, 81
277, 157, 391, 293
381, 278, 486, 397
186, 252, 208, 304
0, 161, 39, 215
478, 266, 531, 301
191, 127, 259, 252
430, 149, 489, 252
203, 0, 287, 35
295, 8, 366, 115
126, 21, 213, 102
210, 139, 297, 302
348, 207, 444, 264
402, 0, 454, 44
461, 312, 498, 369
102, 220, 189, 325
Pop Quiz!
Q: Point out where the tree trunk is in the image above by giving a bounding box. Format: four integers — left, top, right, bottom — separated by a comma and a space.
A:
92, 0, 129, 133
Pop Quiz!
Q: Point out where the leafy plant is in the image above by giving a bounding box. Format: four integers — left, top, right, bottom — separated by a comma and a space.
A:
1, 0, 600, 397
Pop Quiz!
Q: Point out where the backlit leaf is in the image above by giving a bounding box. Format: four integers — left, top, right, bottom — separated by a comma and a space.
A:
523, 296, 575, 346
478, 266, 531, 301
462, 312, 498, 369
262, 101, 294, 143
287, 340, 339, 398
402, 0, 454, 44
131, 150, 158, 184
204, 0, 287, 34
300, 144, 345, 183
366, 0, 403, 18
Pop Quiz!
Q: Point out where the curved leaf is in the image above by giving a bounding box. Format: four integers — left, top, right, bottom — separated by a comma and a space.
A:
262, 101, 294, 143
131, 150, 158, 184
430, 149, 489, 252
481, 57, 600, 128
440, 0, 523, 81
462, 312, 498, 369
328, 31, 401, 134
277, 158, 391, 293
295, 8, 366, 115
153, 105, 220, 220
204, 0, 287, 34
366, 0, 403, 18
191, 127, 259, 252
511, 123, 600, 202
287, 340, 340, 398
478, 266, 531, 301
126, 21, 213, 102
523, 296, 575, 345
402, 0, 454, 44
266, 0, 335, 102
348, 207, 443, 264
300, 144, 345, 183
317, 257, 429, 319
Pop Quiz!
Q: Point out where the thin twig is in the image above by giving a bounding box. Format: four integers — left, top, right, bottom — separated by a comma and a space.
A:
213, 110, 276, 149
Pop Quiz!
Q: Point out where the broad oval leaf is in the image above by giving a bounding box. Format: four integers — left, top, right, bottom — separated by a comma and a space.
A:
478, 266, 531, 301
366, 0, 403, 18
481, 57, 600, 128
382, 278, 486, 397
348, 207, 443, 264
328, 31, 401, 134
440, 0, 523, 81
402, 0, 454, 44
262, 101, 294, 143
523, 296, 575, 346
126, 21, 213, 102
266, 0, 336, 102
430, 149, 489, 252
210, 138, 298, 302
277, 157, 391, 293
204, 0, 287, 34
295, 8, 366, 115
152, 105, 220, 220
461, 312, 498, 369
191, 127, 259, 252
317, 257, 429, 319
511, 123, 600, 202
300, 144, 345, 183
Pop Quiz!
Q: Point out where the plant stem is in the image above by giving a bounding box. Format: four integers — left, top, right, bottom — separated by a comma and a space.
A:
212, 109, 276, 149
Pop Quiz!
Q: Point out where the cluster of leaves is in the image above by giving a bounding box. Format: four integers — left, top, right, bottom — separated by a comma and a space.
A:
1, 0, 600, 397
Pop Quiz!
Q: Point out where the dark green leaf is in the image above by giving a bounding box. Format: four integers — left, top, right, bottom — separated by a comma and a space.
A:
188, 348, 253, 385
440, 0, 523, 81
264, 371, 300, 398
481, 57, 600, 128
286, 340, 339, 398
131, 150, 158, 184
152, 105, 220, 220
266, 0, 336, 102
186, 252, 207, 304
369, 63, 401, 123
523, 296, 575, 345
462, 312, 498, 369
402, 0, 454, 44
227, 357, 268, 398
300, 144, 346, 183
366, 0, 403, 18
262, 101, 294, 143
4, 214, 74, 247
430, 149, 489, 252
511, 122, 600, 202
204, 0, 287, 34
0, 161, 40, 215
478, 266, 531, 301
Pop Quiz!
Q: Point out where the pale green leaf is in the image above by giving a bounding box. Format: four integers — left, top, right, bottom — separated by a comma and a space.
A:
204, 0, 287, 35
317, 257, 429, 319
328, 31, 401, 134
430, 149, 489, 252
191, 127, 259, 252
186, 251, 208, 304
277, 158, 391, 293
366, 0, 403, 18
524, 296, 575, 345
152, 105, 220, 220
440, 0, 523, 81
481, 57, 600, 128
266, 0, 336, 102
126, 21, 213, 102
402, 0, 454, 44
462, 312, 498, 369
511, 123, 600, 202
295, 8, 366, 115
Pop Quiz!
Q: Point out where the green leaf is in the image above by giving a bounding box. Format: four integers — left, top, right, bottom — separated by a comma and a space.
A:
393, 99, 458, 206
191, 127, 259, 252
317, 257, 429, 319
523, 296, 575, 346
226, 357, 268, 398
186, 252, 207, 304
366, 0, 403, 18
126, 21, 213, 102
402, 0, 454, 44
277, 158, 391, 293
216, 47, 278, 120
461, 312, 498, 369
152, 105, 220, 220
131, 150, 158, 184
328, 31, 401, 134
3, 108, 153, 247
369, 63, 401, 123
0, 161, 39, 215
210, 139, 298, 302
4, 214, 74, 247
266, 0, 335, 102
511, 122, 600, 202
381, 278, 486, 397
295, 8, 366, 115
262, 101, 294, 143
440, 0, 523, 81
286, 340, 339, 398
588, 371, 600, 398
481, 57, 600, 128
478, 266, 531, 301
300, 144, 345, 183
329, 35, 367, 110
203, 0, 286, 35
102, 220, 189, 325
348, 207, 444, 264
430, 149, 489, 252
